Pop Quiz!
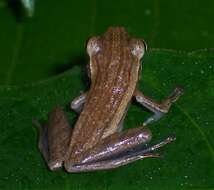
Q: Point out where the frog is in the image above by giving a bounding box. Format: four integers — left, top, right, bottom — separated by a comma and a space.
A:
34, 27, 183, 172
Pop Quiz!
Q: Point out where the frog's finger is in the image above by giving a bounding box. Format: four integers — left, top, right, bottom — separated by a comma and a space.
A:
70, 92, 88, 113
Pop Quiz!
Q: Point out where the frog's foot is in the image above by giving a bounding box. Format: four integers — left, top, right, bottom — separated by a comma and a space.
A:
134, 87, 183, 126
64, 125, 175, 172
33, 106, 72, 171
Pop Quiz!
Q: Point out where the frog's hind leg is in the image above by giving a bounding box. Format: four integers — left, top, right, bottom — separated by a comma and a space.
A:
66, 135, 175, 172
65, 126, 175, 172
33, 106, 72, 171
134, 87, 183, 126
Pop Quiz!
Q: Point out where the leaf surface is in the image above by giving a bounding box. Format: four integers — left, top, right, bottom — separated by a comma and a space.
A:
0, 49, 213, 190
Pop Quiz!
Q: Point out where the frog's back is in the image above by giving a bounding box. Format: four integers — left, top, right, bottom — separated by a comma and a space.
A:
68, 27, 141, 155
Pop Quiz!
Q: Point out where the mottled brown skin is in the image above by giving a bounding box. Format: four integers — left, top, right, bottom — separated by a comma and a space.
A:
35, 27, 183, 172
67, 28, 143, 158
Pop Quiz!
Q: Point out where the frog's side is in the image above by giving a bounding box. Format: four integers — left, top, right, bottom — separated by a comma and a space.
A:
35, 27, 183, 172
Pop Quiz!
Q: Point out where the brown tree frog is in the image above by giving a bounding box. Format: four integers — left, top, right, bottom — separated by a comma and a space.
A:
35, 27, 183, 172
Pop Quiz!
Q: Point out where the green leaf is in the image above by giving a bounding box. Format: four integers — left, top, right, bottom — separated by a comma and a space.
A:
0, 49, 213, 190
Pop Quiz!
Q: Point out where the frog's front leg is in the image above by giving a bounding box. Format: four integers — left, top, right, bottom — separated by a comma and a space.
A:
70, 92, 87, 113
34, 107, 72, 170
134, 87, 183, 126
65, 127, 174, 172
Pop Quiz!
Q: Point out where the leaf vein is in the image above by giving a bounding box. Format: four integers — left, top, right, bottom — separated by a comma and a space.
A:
176, 104, 214, 159
5, 24, 23, 85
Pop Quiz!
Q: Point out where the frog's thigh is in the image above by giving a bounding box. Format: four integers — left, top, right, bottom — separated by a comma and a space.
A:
134, 87, 183, 126
65, 126, 151, 172
70, 92, 87, 113
34, 107, 72, 171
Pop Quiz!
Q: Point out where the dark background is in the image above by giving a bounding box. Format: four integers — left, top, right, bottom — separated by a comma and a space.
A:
0, 0, 213, 84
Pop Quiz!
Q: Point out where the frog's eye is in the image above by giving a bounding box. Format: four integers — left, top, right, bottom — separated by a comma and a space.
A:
129, 39, 147, 59
86, 37, 101, 56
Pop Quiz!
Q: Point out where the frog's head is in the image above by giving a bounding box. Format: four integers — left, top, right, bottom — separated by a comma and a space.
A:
87, 27, 147, 59
86, 27, 147, 80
